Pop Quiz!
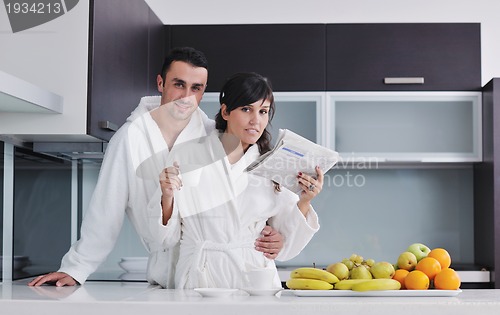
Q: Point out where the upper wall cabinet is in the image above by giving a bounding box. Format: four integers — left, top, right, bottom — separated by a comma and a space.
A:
325, 91, 483, 163
326, 23, 481, 91
0, 0, 163, 145
199, 92, 324, 146
170, 24, 326, 92
88, 0, 164, 141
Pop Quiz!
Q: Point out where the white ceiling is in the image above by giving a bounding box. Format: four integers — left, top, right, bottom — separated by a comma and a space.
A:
144, 0, 492, 25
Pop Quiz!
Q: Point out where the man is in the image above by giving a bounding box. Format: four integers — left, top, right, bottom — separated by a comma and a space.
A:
28, 47, 283, 288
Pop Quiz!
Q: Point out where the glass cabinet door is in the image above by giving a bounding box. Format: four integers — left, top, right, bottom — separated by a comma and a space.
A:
325, 92, 482, 163
200, 92, 324, 146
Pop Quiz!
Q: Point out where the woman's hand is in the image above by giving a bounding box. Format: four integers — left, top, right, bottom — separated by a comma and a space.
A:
297, 166, 324, 215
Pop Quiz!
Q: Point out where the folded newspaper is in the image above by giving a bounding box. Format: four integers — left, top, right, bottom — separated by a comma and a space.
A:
246, 129, 339, 194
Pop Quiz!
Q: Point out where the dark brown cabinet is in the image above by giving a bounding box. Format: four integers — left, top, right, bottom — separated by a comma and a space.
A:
170, 24, 326, 92
326, 23, 481, 91
87, 0, 164, 141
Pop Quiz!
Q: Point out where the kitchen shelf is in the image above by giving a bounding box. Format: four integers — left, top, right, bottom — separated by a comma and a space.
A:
0, 71, 63, 114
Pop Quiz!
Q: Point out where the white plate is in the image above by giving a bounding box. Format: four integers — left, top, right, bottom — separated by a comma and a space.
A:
241, 288, 283, 296
290, 289, 462, 297
194, 288, 239, 297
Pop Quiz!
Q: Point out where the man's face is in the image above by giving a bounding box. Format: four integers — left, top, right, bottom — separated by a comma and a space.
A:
157, 60, 208, 121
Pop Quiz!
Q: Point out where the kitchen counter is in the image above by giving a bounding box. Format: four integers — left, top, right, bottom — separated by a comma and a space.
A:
2, 279, 500, 315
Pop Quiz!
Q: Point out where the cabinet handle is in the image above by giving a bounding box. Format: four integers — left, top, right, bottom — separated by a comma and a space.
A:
99, 120, 119, 132
384, 77, 425, 85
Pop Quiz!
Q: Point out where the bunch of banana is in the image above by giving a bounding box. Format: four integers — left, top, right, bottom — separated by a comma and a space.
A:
286, 267, 339, 290
334, 278, 401, 291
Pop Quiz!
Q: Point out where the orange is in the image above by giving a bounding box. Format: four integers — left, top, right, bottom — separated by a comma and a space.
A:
392, 269, 409, 289
416, 257, 442, 280
404, 270, 429, 290
428, 248, 452, 269
434, 268, 461, 290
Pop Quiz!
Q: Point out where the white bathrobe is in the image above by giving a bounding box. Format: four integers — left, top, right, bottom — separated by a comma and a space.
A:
58, 96, 214, 288
153, 131, 320, 289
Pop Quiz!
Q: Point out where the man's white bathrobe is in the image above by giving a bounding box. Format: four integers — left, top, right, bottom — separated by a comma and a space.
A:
58, 96, 214, 288
154, 131, 320, 289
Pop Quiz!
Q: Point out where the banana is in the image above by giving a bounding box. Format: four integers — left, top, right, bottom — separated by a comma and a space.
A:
334, 279, 371, 290
351, 279, 401, 291
290, 267, 339, 284
286, 278, 334, 290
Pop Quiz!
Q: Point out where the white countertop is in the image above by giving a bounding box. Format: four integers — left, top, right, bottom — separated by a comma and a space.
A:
1, 279, 500, 315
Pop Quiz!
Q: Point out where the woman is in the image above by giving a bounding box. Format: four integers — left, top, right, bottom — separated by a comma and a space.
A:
156, 72, 323, 289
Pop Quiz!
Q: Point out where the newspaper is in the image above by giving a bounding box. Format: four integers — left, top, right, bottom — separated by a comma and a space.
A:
246, 129, 339, 194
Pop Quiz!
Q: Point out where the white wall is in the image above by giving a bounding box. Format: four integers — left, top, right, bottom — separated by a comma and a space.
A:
0, 0, 90, 140
145, 0, 500, 86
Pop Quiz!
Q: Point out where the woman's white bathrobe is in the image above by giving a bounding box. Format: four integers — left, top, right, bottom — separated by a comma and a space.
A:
155, 131, 320, 289
57, 96, 214, 288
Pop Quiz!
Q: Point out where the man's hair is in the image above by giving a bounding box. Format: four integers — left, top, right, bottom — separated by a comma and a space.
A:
160, 47, 209, 83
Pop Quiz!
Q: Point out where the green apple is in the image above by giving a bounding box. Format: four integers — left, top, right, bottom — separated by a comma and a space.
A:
407, 243, 431, 262
370, 261, 395, 279
326, 262, 350, 280
397, 251, 417, 271
349, 265, 373, 279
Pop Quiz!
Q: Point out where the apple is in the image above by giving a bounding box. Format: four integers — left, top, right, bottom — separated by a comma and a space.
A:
370, 261, 395, 279
326, 262, 350, 280
407, 243, 431, 262
397, 251, 417, 271
350, 265, 373, 279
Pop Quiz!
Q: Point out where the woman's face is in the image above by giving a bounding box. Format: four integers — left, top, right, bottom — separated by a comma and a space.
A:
222, 98, 271, 150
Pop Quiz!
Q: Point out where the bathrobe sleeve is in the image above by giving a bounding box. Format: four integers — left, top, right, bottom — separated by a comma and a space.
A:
58, 127, 132, 284
267, 188, 320, 262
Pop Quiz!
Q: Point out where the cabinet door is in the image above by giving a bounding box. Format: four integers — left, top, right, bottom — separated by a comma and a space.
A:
474, 78, 500, 288
326, 23, 481, 91
171, 24, 326, 92
88, 0, 160, 141
326, 92, 482, 163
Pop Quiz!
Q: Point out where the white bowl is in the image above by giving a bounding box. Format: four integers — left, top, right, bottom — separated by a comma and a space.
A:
118, 257, 148, 273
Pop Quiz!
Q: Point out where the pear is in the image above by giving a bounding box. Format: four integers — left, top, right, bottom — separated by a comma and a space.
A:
349, 265, 373, 280
397, 251, 418, 271
326, 262, 350, 280
370, 261, 395, 279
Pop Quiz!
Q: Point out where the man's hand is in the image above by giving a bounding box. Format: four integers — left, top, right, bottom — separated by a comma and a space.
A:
28, 272, 77, 287
255, 225, 284, 259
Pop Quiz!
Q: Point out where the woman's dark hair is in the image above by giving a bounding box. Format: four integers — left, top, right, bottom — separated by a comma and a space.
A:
160, 47, 209, 83
215, 72, 275, 155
